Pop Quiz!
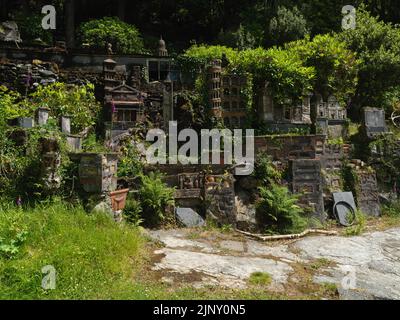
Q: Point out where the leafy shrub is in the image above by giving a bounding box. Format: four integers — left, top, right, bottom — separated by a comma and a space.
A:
257, 183, 307, 234
0, 86, 33, 123
267, 6, 309, 46
285, 34, 359, 102
117, 144, 144, 179
339, 6, 400, 111
31, 82, 100, 133
138, 172, 175, 227
78, 17, 145, 54
234, 47, 315, 105
82, 133, 108, 153
253, 153, 282, 185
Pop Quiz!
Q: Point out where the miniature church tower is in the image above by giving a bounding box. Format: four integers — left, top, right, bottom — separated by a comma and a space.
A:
158, 36, 168, 57
103, 58, 118, 91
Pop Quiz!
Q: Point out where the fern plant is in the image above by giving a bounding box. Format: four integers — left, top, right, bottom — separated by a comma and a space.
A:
139, 172, 175, 227
257, 183, 307, 234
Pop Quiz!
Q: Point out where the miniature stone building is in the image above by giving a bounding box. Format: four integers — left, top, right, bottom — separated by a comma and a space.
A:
103, 59, 146, 137
205, 174, 237, 225
311, 94, 347, 138
39, 137, 62, 194
158, 36, 168, 57
258, 81, 312, 129
207, 59, 247, 128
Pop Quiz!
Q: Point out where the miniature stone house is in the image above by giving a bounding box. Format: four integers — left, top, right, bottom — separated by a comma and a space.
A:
257, 81, 312, 130
311, 94, 347, 138
103, 59, 146, 137
207, 59, 247, 128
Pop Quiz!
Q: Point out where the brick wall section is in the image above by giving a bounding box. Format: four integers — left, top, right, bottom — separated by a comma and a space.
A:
254, 135, 325, 163
355, 169, 381, 217
290, 159, 326, 221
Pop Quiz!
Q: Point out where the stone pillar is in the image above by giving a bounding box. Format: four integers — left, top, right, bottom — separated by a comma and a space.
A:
61, 116, 71, 134
37, 107, 50, 126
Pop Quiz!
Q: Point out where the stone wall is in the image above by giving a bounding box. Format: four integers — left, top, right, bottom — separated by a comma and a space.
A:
355, 167, 381, 217
290, 159, 326, 221
0, 59, 58, 91
205, 174, 236, 225
254, 135, 325, 163
77, 153, 118, 194
0, 58, 104, 91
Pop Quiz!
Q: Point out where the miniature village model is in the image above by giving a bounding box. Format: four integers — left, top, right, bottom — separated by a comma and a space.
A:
0, 36, 387, 230
1, 0, 400, 301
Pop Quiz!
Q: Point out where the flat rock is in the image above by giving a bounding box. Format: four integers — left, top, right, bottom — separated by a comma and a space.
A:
148, 227, 400, 299
176, 208, 205, 228
152, 248, 293, 289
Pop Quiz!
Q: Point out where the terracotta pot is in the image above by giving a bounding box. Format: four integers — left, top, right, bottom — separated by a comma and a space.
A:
110, 188, 129, 211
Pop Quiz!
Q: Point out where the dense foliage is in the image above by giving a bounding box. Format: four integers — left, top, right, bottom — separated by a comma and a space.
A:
78, 17, 146, 54
31, 82, 100, 133
267, 6, 309, 47
339, 7, 400, 114
286, 34, 360, 102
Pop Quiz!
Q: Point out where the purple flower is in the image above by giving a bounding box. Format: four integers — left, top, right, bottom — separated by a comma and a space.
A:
111, 100, 116, 113
16, 196, 22, 206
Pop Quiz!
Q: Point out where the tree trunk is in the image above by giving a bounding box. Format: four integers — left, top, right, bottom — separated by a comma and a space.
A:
65, 0, 75, 48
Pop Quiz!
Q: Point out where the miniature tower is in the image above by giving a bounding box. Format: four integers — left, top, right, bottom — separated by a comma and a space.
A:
158, 36, 168, 57
103, 58, 118, 92
208, 59, 222, 117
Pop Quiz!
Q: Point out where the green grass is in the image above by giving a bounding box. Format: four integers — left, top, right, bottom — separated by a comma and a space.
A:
0, 200, 145, 299
309, 258, 332, 271
248, 272, 272, 286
